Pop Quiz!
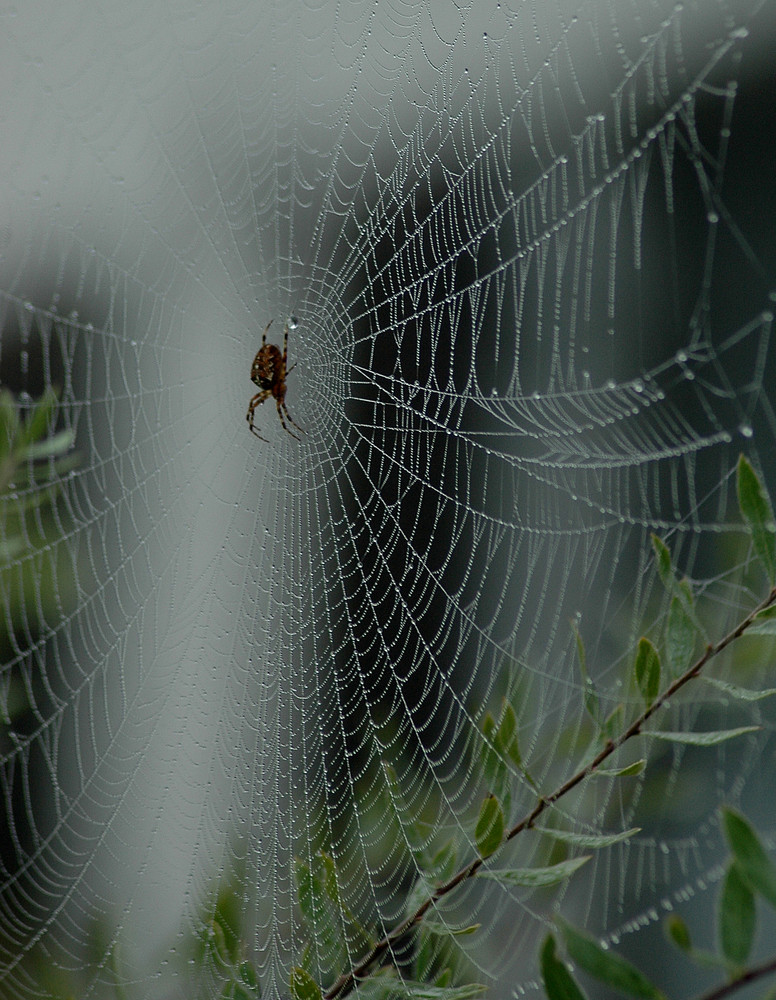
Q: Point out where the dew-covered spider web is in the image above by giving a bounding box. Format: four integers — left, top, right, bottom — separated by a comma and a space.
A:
1, 1, 776, 997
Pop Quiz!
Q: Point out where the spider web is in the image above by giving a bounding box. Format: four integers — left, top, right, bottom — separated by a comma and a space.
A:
1, 0, 775, 997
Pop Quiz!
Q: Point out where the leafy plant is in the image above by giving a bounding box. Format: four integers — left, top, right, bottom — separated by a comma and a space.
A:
310, 455, 776, 999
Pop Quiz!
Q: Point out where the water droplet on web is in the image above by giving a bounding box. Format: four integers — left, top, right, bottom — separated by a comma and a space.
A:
490, 387, 497, 397
605, 378, 616, 389
288, 315, 299, 330
23, 300, 34, 312
632, 379, 644, 393
707, 211, 719, 224
740, 423, 753, 438
676, 350, 687, 363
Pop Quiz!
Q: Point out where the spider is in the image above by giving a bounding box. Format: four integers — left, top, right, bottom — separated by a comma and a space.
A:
246, 319, 303, 441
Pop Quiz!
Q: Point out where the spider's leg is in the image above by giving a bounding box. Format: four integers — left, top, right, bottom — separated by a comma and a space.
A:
282, 320, 290, 367
261, 319, 273, 347
247, 390, 271, 439
275, 400, 302, 440
286, 362, 296, 376
279, 400, 303, 438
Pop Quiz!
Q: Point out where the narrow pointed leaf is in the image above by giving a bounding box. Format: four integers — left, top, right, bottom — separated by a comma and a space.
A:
701, 676, 776, 701
423, 920, 480, 937
0, 391, 19, 455
737, 454, 776, 583
664, 914, 692, 952
538, 827, 640, 849
666, 596, 696, 676
481, 714, 510, 805
558, 920, 666, 999
289, 967, 322, 1000
390, 983, 487, 999
719, 861, 755, 964
498, 700, 522, 767
475, 795, 504, 859
18, 390, 58, 449
747, 605, 776, 635
651, 535, 673, 590
427, 839, 458, 883
634, 638, 660, 707
24, 427, 75, 461
595, 759, 646, 778
479, 855, 590, 887
602, 705, 624, 741
723, 807, 776, 909
541, 935, 588, 1000
223, 983, 257, 1000
238, 961, 258, 989
573, 620, 599, 724
649, 726, 759, 746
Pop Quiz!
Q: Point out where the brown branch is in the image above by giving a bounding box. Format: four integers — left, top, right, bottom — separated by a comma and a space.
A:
695, 954, 776, 1000
323, 585, 776, 999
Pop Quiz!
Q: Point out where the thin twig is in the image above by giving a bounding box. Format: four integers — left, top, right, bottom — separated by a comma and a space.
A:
695, 954, 776, 1000
323, 585, 776, 999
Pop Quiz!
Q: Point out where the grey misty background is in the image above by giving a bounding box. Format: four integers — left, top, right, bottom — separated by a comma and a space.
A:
1, 1, 776, 998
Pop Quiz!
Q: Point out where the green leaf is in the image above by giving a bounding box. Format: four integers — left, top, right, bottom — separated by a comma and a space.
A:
384, 764, 428, 860
701, 676, 776, 701
558, 920, 666, 999
664, 914, 692, 952
426, 840, 458, 883
223, 984, 258, 1000
719, 861, 756, 964
602, 705, 624, 741
634, 638, 660, 708
666, 595, 696, 676
497, 700, 522, 767
572, 620, 599, 724
475, 795, 504, 859
423, 920, 480, 937
294, 857, 345, 974
289, 966, 323, 1000
389, 983, 487, 999
651, 535, 673, 590
479, 855, 590, 887
747, 605, 776, 635
538, 827, 640, 849
481, 713, 510, 806
737, 454, 776, 583
723, 807, 776, 909
23, 427, 75, 461
0, 390, 19, 455
649, 726, 759, 746
210, 918, 231, 966
594, 759, 646, 778
17, 389, 57, 450
540, 934, 588, 1000
405, 874, 433, 919
238, 961, 259, 989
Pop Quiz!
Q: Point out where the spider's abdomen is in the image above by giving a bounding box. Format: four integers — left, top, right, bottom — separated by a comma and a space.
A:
252, 344, 283, 389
